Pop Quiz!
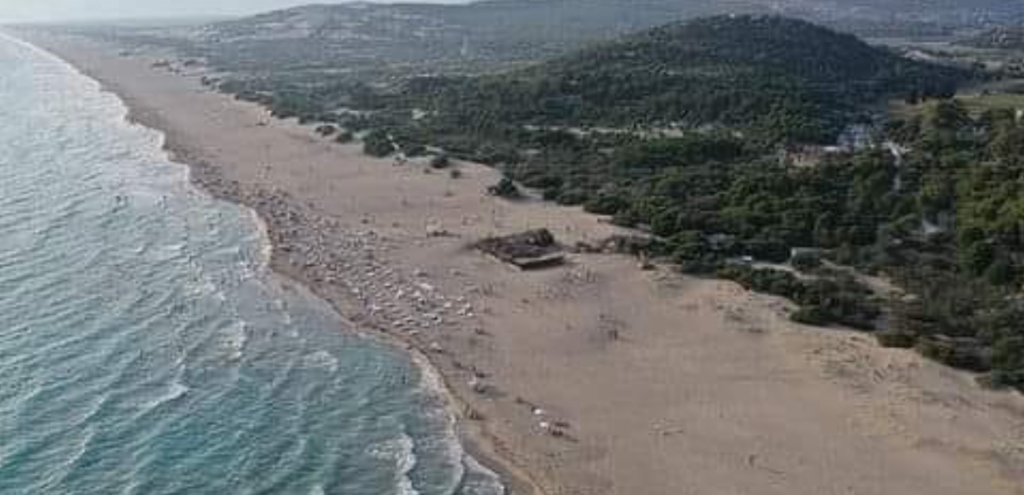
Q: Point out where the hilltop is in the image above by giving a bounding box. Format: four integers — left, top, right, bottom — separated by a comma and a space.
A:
200, 0, 1024, 49
391, 15, 969, 144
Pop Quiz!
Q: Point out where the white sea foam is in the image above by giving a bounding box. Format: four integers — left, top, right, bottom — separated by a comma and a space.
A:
189, 279, 218, 297
249, 208, 274, 271
409, 353, 468, 494
138, 380, 190, 413
223, 319, 249, 361
410, 350, 507, 495
460, 455, 506, 495
304, 350, 339, 374
370, 432, 420, 495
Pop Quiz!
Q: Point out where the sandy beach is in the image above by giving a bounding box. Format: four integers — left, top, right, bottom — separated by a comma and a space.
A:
18, 31, 1024, 495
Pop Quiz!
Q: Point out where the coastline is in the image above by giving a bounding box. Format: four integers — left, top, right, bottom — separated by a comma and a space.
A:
12, 32, 543, 495
10, 35, 540, 495
16, 30, 1024, 495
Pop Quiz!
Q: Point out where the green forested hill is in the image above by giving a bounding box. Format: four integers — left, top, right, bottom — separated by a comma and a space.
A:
207, 14, 1024, 389
196, 0, 770, 72
112, 0, 1011, 83
402, 15, 969, 144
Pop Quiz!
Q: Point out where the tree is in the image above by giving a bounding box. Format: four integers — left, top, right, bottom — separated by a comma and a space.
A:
363, 130, 395, 157
488, 176, 522, 199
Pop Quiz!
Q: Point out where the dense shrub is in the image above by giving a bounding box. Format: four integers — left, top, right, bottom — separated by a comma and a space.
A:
915, 338, 990, 372
791, 251, 823, 272
335, 130, 355, 143
363, 130, 395, 157
875, 331, 917, 348
488, 177, 523, 199
430, 154, 452, 169
719, 265, 879, 330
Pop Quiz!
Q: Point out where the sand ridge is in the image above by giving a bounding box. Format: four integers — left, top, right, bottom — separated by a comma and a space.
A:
21, 32, 1024, 495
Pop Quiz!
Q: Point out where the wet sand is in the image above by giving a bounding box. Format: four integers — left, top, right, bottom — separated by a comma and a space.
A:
20, 31, 1024, 495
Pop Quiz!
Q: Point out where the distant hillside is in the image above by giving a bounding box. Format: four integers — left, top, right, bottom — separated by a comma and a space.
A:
193, 0, 771, 72
206, 0, 766, 43
402, 15, 970, 144
965, 25, 1024, 49
783, 0, 1023, 25
203, 0, 1023, 44
187, 0, 1022, 75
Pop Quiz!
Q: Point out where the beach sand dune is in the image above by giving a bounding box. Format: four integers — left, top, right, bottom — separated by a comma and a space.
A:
22, 33, 1024, 495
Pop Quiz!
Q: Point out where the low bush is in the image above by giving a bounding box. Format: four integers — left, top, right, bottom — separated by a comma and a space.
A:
488, 176, 523, 199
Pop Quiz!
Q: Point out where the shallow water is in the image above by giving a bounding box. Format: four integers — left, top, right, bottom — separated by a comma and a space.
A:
0, 35, 503, 495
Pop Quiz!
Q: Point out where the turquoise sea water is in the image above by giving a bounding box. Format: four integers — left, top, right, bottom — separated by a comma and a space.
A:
0, 36, 503, 495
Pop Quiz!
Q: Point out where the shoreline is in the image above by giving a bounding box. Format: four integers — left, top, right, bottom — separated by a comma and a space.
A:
17, 30, 1024, 495
5, 31, 540, 494
147, 78, 546, 495
70, 47, 544, 495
